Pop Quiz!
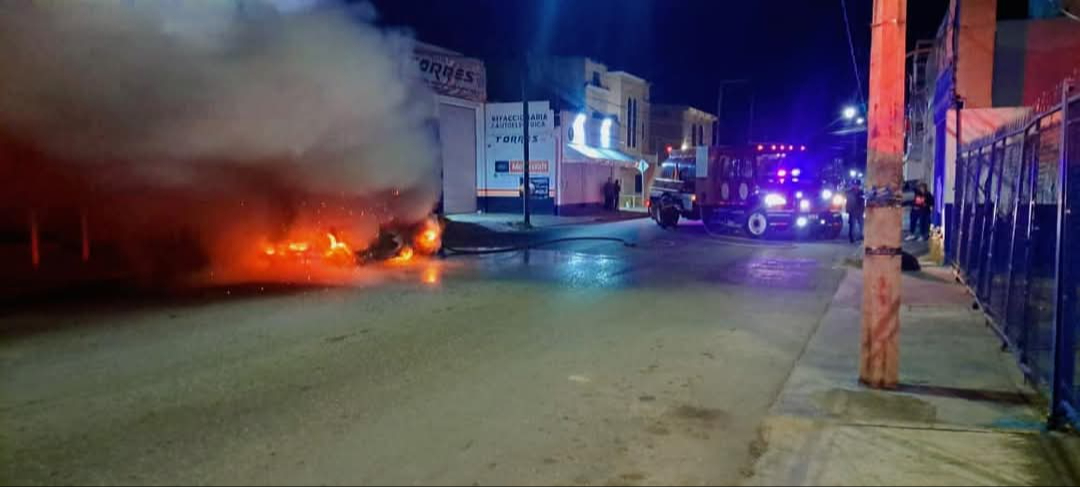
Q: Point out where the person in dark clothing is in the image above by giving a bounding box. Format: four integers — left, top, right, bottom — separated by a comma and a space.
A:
846, 180, 865, 243
906, 182, 934, 241
603, 177, 614, 210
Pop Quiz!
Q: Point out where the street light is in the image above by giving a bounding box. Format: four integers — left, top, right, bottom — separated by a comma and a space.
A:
856, 117, 865, 125
842, 106, 857, 120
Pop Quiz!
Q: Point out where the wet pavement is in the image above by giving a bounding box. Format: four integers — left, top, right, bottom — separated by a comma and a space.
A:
1, 219, 854, 485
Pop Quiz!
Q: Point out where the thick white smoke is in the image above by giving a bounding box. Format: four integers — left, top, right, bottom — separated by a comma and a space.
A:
0, 0, 441, 283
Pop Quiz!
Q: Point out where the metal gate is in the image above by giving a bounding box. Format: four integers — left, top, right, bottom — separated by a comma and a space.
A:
949, 82, 1079, 429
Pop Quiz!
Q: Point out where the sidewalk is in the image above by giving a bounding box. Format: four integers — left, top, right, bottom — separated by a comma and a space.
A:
742, 261, 1080, 485
446, 210, 646, 233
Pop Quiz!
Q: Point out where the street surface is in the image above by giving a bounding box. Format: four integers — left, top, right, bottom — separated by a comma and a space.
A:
1, 219, 852, 486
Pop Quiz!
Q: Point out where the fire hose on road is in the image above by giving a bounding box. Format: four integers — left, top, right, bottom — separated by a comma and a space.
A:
441, 236, 637, 256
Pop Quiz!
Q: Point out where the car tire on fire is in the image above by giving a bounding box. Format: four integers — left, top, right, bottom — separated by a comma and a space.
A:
744, 209, 769, 239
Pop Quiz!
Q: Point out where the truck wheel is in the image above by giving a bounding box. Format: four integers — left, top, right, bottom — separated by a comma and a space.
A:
745, 210, 769, 238
659, 204, 680, 228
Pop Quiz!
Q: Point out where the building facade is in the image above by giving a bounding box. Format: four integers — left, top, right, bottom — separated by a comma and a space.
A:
411, 42, 487, 215
909, 0, 1080, 232
649, 104, 718, 154
482, 56, 653, 213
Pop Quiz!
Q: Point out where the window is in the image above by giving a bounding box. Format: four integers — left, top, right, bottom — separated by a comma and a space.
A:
720, 156, 733, 179
741, 159, 754, 178
659, 162, 676, 180
678, 162, 696, 181
592, 71, 602, 87
626, 97, 638, 149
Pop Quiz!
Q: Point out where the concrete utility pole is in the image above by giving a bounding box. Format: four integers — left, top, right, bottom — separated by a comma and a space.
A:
521, 60, 532, 228
860, 0, 906, 388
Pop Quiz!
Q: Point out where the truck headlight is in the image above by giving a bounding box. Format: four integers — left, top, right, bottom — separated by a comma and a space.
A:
821, 189, 834, 200
799, 199, 811, 211
832, 194, 846, 207
764, 193, 787, 208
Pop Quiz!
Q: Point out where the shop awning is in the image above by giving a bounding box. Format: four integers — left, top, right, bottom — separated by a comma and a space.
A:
564, 143, 637, 164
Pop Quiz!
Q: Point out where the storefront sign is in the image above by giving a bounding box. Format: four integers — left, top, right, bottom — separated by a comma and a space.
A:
510, 161, 550, 173
482, 102, 556, 197
530, 177, 550, 198
414, 49, 486, 102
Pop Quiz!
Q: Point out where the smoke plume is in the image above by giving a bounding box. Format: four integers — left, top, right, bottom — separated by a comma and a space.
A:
0, 0, 440, 283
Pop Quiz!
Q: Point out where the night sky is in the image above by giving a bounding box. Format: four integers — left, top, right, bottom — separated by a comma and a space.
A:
367, 0, 948, 144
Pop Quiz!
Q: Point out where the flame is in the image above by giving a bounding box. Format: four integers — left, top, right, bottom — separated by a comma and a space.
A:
390, 245, 414, 263
323, 232, 356, 266
413, 218, 442, 255
258, 232, 356, 268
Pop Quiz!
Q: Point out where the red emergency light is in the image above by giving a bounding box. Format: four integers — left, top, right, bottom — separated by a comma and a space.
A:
757, 144, 764, 151
666, 145, 673, 153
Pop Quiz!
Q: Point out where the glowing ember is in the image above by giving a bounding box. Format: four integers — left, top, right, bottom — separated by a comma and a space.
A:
288, 242, 310, 252
421, 266, 439, 285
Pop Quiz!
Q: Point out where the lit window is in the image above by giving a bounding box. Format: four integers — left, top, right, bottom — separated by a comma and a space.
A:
572, 113, 587, 145
601, 118, 613, 149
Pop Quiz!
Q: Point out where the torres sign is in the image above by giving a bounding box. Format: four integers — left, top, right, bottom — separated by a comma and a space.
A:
413, 48, 486, 102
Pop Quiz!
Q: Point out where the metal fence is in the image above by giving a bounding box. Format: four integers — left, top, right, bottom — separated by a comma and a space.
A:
948, 82, 1079, 429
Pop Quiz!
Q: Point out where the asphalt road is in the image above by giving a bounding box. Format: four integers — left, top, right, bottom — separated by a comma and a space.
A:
1, 219, 853, 486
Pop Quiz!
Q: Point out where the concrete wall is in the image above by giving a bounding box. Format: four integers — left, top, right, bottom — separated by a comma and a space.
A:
557, 162, 636, 214
957, 0, 997, 108
993, 18, 1080, 107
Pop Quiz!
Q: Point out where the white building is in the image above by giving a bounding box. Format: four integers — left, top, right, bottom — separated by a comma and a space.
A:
478, 57, 651, 213
411, 42, 487, 215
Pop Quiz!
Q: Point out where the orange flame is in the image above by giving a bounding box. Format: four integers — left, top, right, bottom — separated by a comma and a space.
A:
259, 232, 357, 268
323, 232, 356, 266
413, 218, 442, 255
390, 246, 414, 263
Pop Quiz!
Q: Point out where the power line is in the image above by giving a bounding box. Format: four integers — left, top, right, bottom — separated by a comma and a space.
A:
840, 0, 865, 108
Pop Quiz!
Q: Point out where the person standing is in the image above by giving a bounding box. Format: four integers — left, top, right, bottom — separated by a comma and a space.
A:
846, 179, 865, 244
602, 177, 614, 211
917, 182, 933, 240
906, 182, 933, 241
